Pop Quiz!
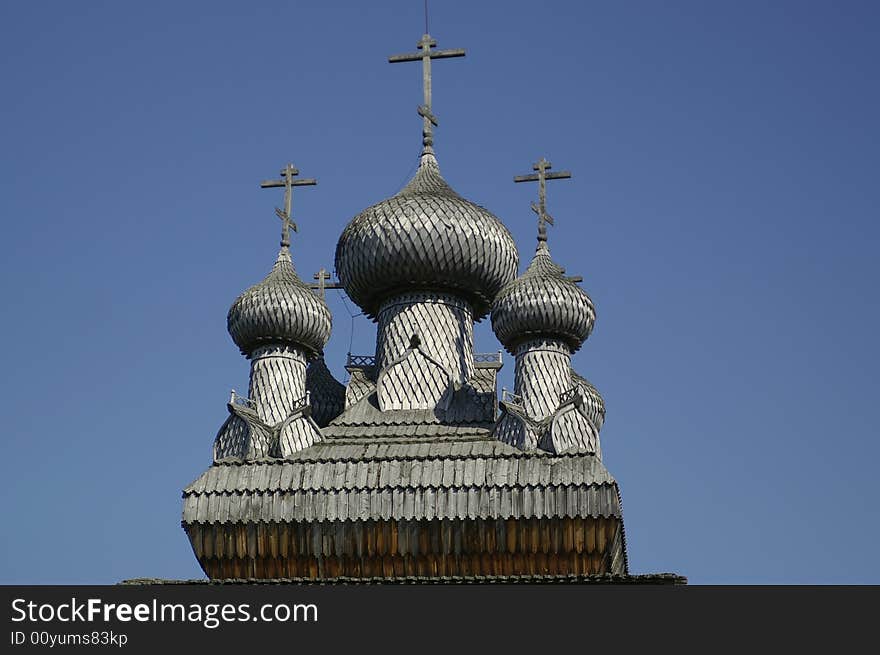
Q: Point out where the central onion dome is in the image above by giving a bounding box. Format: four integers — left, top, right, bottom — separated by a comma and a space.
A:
227, 246, 332, 358
335, 148, 518, 319
492, 242, 596, 354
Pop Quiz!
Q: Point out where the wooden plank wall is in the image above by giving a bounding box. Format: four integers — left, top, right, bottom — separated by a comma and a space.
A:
185, 517, 621, 579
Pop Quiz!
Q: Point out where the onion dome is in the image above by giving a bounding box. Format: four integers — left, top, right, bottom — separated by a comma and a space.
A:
491, 242, 595, 354
572, 370, 606, 432
335, 147, 518, 320
228, 246, 332, 358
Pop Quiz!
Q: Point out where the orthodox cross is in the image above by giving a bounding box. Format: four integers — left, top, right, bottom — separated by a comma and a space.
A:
513, 157, 572, 243
308, 267, 343, 298
388, 33, 465, 146
260, 163, 316, 247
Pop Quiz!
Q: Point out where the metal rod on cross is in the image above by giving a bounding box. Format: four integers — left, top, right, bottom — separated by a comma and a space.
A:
260, 163, 317, 248
513, 157, 572, 243
308, 267, 344, 298
388, 33, 465, 147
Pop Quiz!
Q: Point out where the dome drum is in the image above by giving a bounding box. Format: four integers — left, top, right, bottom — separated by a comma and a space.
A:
375, 291, 475, 385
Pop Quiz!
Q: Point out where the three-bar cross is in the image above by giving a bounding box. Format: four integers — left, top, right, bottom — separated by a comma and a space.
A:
260, 163, 317, 247
513, 158, 572, 242
389, 33, 465, 146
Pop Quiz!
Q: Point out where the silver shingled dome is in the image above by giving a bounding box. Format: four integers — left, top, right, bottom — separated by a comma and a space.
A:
491, 242, 595, 354
228, 247, 332, 358
335, 148, 519, 319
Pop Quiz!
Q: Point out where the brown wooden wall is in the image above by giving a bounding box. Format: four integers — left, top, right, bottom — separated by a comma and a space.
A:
185, 517, 622, 579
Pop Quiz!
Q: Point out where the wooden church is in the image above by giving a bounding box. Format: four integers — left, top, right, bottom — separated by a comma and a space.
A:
180, 30, 681, 584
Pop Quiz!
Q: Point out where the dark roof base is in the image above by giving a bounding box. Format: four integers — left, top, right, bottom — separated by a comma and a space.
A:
120, 573, 686, 585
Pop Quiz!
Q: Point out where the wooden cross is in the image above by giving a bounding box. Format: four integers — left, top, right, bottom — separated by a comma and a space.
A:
513, 157, 572, 242
388, 33, 465, 146
308, 267, 343, 298
260, 163, 317, 247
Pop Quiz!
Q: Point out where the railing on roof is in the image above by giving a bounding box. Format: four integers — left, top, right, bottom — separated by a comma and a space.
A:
229, 389, 256, 409
292, 391, 311, 411
474, 350, 503, 364
501, 388, 523, 405
346, 353, 377, 368
230, 390, 310, 411
559, 386, 580, 406
347, 351, 502, 368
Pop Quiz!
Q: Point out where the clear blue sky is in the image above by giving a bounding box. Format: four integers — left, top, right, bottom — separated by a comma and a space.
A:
1, 0, 877, 584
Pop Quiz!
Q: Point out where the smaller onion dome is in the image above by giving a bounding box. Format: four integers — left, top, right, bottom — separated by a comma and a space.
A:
228, 246, 332, 358
491, 242, 595, 354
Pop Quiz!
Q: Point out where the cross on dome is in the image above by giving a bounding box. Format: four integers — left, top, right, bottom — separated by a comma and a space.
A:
260, 163, 317, 248
388, 33, 466, 148
513, 158, 572, 243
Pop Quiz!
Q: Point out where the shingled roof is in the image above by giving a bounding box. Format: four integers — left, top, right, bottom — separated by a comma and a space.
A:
186, 434, 622, 522
183, 432, 629, 579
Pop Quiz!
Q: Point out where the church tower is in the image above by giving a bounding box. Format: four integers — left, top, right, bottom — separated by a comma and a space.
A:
334, 34, 517, 414
213, 164, 331, 460
492, 159, 606, 456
